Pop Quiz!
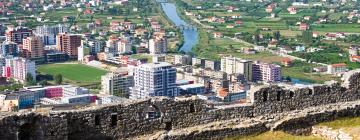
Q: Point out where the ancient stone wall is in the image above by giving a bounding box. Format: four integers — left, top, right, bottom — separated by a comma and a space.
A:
0, 71, 360, 140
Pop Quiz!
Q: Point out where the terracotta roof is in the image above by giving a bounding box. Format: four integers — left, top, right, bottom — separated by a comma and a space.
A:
331, 63, 347, 67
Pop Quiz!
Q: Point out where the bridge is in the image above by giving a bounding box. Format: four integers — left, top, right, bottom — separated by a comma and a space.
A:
157, 0, 168, 3
177, 25, 197, 31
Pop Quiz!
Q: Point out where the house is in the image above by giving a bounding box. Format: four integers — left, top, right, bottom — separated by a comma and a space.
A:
327, 63, 347, 74
266, 3, 276, 13
304, 16, 311, 20
268, 40, 278, 48
349, 45, 360, 56
307, 47, 323, 53
325, 32, 346, 40
299, 23, 309, 30
226, 25, 234, 29
235, 20, 242, 26
295, 46, 305, 52
213, 32, 223, 38
287, 6, 297, 14
312, 32, 319, 38
350, 55, 360, 62
313, 67, 327, 72
279, 46, 294, 54
282, 58, 292, 67
254, 46, 266, 51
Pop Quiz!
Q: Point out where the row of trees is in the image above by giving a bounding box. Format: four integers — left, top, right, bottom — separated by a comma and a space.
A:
25, 73, 63, 86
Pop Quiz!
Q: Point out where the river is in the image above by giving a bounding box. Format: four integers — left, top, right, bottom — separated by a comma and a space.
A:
160, 3, 198, 52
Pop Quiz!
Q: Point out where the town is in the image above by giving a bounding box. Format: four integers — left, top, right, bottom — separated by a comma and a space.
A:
0, 0, 360, 139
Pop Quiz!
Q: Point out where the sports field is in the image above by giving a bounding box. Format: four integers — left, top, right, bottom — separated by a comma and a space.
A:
38, 63, 108, 85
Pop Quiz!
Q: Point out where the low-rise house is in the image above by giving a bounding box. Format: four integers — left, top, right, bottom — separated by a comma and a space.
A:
179, 84, 206, 95
299, 23, 309, 30
282, 58, 292, 67
213, 32, 223, 38
327, 63, 347, 74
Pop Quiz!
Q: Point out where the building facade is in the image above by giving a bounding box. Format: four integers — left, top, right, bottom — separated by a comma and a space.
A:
101, 72, 134, 97
56, 33, 82, 59
221, 57, 253, 81
22, 36, 44, 59
131, 62, 178, 99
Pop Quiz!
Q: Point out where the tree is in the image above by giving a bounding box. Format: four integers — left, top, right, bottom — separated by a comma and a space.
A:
54, 74, 63, 85
302, 29, 313, 45
273, 31, 281, 40
39, 80, 47, 86
25, 73, 35, 86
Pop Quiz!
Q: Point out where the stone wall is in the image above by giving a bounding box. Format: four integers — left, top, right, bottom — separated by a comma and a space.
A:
0, 70, 360, 140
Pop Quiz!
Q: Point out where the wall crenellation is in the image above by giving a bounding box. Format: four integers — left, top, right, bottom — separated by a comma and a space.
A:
0, 70, 360, 140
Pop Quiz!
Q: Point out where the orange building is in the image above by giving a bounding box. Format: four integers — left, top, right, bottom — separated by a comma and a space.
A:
56, 33, 82, 59
22, 36, 44, 59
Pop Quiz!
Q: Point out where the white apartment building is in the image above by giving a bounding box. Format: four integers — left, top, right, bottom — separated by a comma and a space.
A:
3, 57, 36, 83
117, 40, 131, 54
101, 72, 134, 97
77, 45, 89, 62
131, 62, 178, 99
221, 57, 252, 81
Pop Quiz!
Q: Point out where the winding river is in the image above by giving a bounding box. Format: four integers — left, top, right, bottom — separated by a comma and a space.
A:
160, 3, 198, 52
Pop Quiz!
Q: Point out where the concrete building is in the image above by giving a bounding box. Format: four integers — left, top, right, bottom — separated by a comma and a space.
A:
61, 94, 96, 104
221, 57, 252, 81
149, 36, 167, 54
178, 84, 205, 95
77, 45, 90, 62
62, 86, 89, 97
1, 90, 36, 111
56, 33, 82, 59
3, 57, 36, 83
34, 24, 68, 45
88, 40, 103, 55
22, 36, 44, 59
101, 72, 134, 97
131, 62, 178, 99
205, 60, 220, 71
327, 63, 347, 74
252, 62, 281, 82
5, 27, 32, 44
0, 41, 19, 56
174, 54, 192, 65
118, 40, 131, 54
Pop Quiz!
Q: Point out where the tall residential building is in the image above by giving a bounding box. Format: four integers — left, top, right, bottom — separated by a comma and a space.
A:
118, 40, 131, 54
77, 45, 90, 62
34, 24, 68, 45
88, 40, 104, 55
252, 62, 281, 82
5, 27, 32, 44
56, 33, 82, 58
22, 36, 44, 59
101, 72, 134, 97
221, 57, 253, 81
0, 41, 19, 56
3, 57, 36, 83
149, 35, 167, 54
131, 62, 178, 99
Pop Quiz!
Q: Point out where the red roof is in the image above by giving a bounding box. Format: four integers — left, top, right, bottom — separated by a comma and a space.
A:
331, 63, 346, 67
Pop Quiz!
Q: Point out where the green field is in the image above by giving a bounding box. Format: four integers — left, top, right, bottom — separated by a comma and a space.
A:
312, 24, 360, 33
37, 63, 108, 85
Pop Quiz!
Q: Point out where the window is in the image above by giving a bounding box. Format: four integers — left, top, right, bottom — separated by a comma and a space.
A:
289, 91, 295, 99
277, 91, 281, 101
111, 113, 117, 127
95, 115, 100, 125
308, 89, 313, 95
189, 103, 195, 113
263, 91, 268, 102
